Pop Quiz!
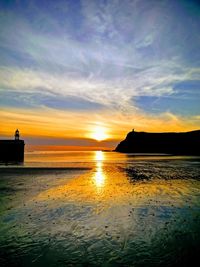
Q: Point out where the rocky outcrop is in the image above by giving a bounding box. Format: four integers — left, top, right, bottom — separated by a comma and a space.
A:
115, 130, 200, 155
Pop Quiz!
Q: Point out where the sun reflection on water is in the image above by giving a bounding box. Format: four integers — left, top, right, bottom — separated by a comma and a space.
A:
95, 151, 104, 161
93, 151, 106, 189
94, 161, 105, 188
33, 151, 195, 207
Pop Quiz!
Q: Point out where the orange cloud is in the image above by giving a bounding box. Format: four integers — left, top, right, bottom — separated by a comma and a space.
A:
1, 107, 200, 148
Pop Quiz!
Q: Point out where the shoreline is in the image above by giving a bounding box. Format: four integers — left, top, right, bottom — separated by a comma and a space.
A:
0, 166, 91, 174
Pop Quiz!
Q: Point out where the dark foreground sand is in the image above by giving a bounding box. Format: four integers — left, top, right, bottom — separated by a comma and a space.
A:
0, 156, 200, 267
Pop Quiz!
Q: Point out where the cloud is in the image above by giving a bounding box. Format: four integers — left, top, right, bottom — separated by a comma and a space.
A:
0, 63, 199, 114
0, 89, 105, 110
0, 0, 200, 141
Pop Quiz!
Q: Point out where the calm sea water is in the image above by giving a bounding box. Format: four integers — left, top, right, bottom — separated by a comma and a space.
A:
0, 151, 200, 267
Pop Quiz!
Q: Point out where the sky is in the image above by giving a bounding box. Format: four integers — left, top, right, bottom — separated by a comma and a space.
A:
0, 0, 200, 148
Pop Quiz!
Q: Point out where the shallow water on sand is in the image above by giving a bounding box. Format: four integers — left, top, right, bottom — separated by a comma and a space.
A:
0, 151, 200, 266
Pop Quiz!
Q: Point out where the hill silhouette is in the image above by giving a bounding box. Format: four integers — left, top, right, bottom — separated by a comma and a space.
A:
115, 130, 200, 155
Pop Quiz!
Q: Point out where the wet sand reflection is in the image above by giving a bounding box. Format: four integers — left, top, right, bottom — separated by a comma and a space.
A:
93, 151, 106, 190
1, 152, 200, 266
34, 151, 199, 208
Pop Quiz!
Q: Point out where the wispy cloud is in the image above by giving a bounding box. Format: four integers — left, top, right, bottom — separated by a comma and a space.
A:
0, 63, 198, 112
0, 0, 200, 141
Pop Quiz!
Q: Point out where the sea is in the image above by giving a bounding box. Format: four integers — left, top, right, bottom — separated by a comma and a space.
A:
0, 150, 200, 267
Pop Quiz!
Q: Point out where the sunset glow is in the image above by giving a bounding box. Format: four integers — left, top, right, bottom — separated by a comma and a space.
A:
1, 1, 200, 266
0, 0, 200, 149
90, 126, 109, 141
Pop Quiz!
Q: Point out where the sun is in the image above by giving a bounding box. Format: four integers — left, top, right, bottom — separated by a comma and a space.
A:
91, 126, 109, 141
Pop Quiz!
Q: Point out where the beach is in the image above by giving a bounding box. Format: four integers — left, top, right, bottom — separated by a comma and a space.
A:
0, 151, 200, 266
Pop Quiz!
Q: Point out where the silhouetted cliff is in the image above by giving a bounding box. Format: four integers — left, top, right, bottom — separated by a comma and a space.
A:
115, 130, 200, 155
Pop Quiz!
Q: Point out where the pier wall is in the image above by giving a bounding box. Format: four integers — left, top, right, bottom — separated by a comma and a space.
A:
0, 140, 25, 163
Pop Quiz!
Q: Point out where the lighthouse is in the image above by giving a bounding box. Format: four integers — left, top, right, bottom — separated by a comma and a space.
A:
15, 129, 20, 140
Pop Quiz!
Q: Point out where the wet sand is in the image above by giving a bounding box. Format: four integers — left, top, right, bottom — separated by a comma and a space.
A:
0, 152, 200, 266
0, 167, 91, 174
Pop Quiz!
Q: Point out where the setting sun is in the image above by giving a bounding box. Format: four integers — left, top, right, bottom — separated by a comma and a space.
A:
90, 126, 109, 141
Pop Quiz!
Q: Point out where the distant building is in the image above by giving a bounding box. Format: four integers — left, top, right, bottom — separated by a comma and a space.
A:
0, 130, 25, 163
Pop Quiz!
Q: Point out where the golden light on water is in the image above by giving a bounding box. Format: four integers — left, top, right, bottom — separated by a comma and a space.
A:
93, 161, 105, 188
93, 151, 105, 189
34, 151, 193, 206
95, 151, 104, 161
90, 126, 109, 141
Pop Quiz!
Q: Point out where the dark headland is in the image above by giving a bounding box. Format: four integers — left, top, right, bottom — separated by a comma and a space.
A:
115, 129, 200, 155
